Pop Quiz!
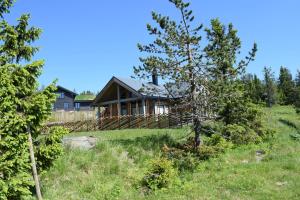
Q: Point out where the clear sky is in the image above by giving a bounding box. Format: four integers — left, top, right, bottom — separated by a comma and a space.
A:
5, 0, 300, 93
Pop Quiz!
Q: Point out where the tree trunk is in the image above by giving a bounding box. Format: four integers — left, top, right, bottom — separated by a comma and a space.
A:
186, 42, 201, 148
28, 127, 43, 200
194, 117, 201, 147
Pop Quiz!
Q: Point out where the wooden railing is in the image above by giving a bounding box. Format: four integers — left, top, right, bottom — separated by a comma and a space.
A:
45, 113, 193, 132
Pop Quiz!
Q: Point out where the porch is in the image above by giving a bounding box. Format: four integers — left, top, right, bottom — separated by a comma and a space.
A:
99, 98, 169, 118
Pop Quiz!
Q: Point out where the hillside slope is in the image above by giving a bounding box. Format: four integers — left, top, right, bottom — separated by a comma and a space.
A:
39, 106, 300, 200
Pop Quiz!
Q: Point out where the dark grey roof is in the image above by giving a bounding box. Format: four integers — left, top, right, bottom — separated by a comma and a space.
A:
93, 76, 187, 105
57, 85, 77, 96
116, 77, 169, 98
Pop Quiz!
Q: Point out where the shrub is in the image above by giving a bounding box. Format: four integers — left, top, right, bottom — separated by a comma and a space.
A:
162, 134, 233, 170
162, 145, 200, 171
204, 134, 233, 152
36, 126, 69, 171
142, 158, 178, 191
201, 121, 224, 137
223, 124, 261, 145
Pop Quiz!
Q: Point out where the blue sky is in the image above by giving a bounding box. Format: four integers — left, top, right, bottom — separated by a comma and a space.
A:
6, 0, 300, 93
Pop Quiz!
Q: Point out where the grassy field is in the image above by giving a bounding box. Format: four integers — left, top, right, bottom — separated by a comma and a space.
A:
39, 106, 300, 200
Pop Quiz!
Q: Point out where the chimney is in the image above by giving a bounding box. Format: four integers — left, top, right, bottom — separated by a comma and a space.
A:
152, 73, 158, 86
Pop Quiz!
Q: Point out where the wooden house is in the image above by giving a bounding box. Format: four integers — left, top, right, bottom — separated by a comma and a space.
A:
54, 86, 77, 111
54, 86, 95, 111
93, 76, 172, 117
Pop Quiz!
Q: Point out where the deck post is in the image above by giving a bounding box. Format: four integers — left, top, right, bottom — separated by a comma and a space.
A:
109, 104, 112, 118
142, 99, 146, 117
136, 101, 139, 115
117, 85, 121, 117
128, 102, 131, 128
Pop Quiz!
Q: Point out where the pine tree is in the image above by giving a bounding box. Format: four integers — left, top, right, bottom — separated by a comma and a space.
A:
293, 70, 300, 113
295, 70, 300, 87
204, 19, 257, 126
242, 74, 264, 104
135, 0, 215, 147
0, 1, 56, 198
135, 0, 257, 147
278, 66, 295, 105
253, 74, 264, 103
263, 67, 276, 107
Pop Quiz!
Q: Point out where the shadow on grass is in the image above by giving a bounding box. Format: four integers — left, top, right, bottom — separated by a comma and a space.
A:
279, 118, 300, 141
279, 118, 298, 130
109, 134, 177, 152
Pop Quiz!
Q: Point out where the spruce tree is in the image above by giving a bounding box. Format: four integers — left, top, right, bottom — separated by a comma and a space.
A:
295, 70, 300, 87
204, 19, 257, 125
278, 66, 295, 105
263, 67, 276, 107
241, 74, 263, 104
253, 74, 264, 103
293, 70, 300, 113
0, 1, 56, 198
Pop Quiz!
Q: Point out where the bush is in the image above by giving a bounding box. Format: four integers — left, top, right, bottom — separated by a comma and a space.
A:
36, 126, 69, 171
205, 133, 233, 150
162, 134, 233, 170
201, 121, 224, 137
223, 124, 261, 145
162, 145, 200, 171
142, 158, 178, 191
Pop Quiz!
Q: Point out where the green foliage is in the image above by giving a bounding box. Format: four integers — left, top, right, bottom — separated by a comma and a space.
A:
197, 134, 233, 160
223, 124, 261, 145
135, 0, 257, 149
142, 157, 178, 191
162, 134, 232, 171
0, 1, 57, 199
0, 0, 14, 18
263, 66, 277, 107
28, 107, 300, 199
278, 66, 295, 105
242, 73, 264, 104
36, 127, 69, 172
293, 86, 300, 114
162, 145, 200, 171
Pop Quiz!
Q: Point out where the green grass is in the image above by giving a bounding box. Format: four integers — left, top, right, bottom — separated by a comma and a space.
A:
74, 94, 95, 101
39, 106, 300, 200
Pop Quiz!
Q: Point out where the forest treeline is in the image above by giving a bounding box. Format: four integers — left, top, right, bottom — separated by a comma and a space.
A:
242, 66, 300, 112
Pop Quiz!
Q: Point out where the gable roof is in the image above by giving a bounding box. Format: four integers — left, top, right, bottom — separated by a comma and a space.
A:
116, 77, 169, 98
93, 76, 170, 104
56, 85, 77, 96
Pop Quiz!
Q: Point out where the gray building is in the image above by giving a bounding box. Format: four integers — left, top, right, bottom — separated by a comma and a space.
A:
53, 86, 95, 111
53, 86, 77, 111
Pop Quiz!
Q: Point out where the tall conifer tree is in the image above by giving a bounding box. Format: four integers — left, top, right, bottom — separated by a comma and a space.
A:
135, 0, 257, 147
278, 66, 295, 105
263, 67, 276, 107
0, 1, 56, 198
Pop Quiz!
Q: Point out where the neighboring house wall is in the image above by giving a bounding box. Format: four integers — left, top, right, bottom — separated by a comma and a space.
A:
74, 101, 94, 111
53, 88, 76, 111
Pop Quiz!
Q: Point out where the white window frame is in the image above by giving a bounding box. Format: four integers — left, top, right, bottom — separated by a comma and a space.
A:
63, 102, 69, 110
75, 102, 80, 110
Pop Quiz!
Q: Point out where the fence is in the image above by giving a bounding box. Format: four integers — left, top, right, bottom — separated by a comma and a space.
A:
46, 113, 193, 133
49, 110, 97, 122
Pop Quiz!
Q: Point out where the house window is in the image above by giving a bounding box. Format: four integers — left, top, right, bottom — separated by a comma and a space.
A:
57, 92, 64, 99
63, 103, 69, 110
75, 103, 80, 110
